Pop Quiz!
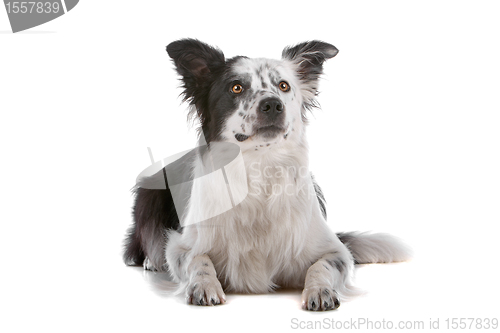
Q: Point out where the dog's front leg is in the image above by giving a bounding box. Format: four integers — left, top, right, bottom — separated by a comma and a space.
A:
185, 254, 226, 306
302, 251, 353, 311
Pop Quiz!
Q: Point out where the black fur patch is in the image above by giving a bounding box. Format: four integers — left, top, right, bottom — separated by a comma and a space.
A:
311, 174, 327, 219
325, 258, 347, 274
123, 185, 178, 270
282, 41, 338, 112
123, 149, 198, 270
281, 40, 338, 83
336, 232, 361, 264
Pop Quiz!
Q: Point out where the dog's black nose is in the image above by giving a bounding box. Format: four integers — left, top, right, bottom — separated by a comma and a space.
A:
259, 97, 284, 115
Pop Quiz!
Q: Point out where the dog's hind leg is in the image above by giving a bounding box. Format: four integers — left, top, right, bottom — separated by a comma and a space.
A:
123, 222, 145, 267
301, 247, 355, 311
126, 182, 181, 271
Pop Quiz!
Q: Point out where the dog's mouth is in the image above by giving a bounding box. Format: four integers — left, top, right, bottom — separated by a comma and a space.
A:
235, 125, 288, 142
255, 125, 285, 139
235, 133, 250, 142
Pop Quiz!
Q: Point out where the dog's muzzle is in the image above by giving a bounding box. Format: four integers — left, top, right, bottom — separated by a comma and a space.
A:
234, 97, 287, 142
258, 97, 284, 119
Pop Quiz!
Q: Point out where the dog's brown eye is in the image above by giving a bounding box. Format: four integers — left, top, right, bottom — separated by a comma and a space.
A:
279, 81, 290, 92
232, 84, 243, 94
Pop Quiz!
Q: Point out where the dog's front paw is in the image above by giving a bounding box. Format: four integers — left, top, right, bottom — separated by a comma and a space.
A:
301, 287, 340, 311
187, 275, 226, 306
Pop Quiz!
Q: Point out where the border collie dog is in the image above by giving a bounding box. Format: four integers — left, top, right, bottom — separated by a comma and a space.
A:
124, 39, 410, 311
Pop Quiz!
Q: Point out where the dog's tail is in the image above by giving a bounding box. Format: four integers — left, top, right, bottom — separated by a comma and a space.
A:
337, 231, 412, 264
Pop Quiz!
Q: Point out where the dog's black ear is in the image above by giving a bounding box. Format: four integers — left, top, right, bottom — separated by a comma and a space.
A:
282, 41, 338, 82
166, 39, 225, 100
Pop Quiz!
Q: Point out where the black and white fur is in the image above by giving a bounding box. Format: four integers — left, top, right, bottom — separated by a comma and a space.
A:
124, 39, 410, 311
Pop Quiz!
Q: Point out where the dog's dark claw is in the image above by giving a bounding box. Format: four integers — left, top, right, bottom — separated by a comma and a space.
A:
302, 287, 340, 311
333, 297, 340, 310
186, 276, 226, 306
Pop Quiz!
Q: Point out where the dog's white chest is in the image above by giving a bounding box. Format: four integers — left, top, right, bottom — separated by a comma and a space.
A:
199, 176, 320, 292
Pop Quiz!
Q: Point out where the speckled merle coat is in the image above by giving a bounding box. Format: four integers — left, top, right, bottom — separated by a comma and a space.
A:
123, 39, 410, 311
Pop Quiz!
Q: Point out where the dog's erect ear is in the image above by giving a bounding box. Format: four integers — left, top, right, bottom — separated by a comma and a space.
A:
282, 41, 338, 82
166, 39, 225, 99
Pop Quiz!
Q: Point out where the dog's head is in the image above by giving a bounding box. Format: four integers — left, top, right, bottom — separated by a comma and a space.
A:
166, 39, 338, 152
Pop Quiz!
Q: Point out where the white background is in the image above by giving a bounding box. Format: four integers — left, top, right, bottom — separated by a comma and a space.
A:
1, 1, 499, 332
